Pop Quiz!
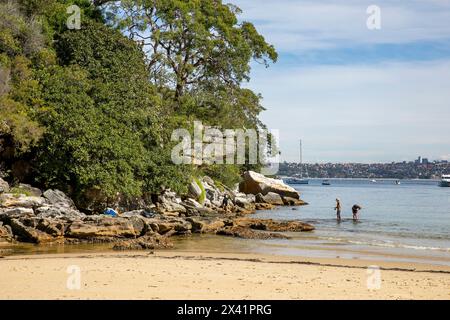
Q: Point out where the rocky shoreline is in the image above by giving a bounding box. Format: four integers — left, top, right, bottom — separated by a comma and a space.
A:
0, 171, 313, 253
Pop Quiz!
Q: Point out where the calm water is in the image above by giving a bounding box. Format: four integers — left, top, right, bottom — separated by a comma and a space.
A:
250, 179, 450, 265
2, 179, 450, 266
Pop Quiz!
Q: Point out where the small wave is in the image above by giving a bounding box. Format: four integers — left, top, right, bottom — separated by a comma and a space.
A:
318, 237, 450, 252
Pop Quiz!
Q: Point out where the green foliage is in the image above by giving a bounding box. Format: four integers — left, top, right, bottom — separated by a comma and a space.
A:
105, 0, 277, 100
0, 0, 277, 211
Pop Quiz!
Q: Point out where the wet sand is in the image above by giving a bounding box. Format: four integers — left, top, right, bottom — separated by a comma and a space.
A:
1, 251, 449, 300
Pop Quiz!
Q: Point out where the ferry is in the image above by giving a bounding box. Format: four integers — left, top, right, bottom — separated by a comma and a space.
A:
440, 175, 450, 187
284, 177, 309, 185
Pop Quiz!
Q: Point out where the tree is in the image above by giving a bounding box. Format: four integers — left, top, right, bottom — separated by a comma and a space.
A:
103, 0, 277, 101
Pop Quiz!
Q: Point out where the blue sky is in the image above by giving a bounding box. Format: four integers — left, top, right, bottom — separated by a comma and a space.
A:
232, 0, 450, 163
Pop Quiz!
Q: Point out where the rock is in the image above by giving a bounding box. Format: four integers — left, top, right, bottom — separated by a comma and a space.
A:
0, 194, 46, 208
0, 178, 9, 194
113, 233, 173, 251
233, 217, 315, 232
188, 180, 202, 200
66, 216, 140, 239
261, 192, 284, 205
35, 206, 85, 220
239, 171, 300, 199
255, 203, 275, 210
282, 196, 308, 206
43, 189, 75, 208
234, 195, 255, 211
9, 218, 54, 243
36, 219, 65, 237
183, 198, 203, 208
216, 226, 290, 239
156, 192, 187, 215
0, 224, 13, 241
0, 207, 34, 217
186, 217, 226, 233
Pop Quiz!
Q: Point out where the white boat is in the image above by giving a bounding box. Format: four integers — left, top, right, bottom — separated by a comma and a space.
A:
285, 177, 309, 185
439, 175, 450, 187
395, 180, 401, 185
371, 179, 377, 183
322, 179, 331, 186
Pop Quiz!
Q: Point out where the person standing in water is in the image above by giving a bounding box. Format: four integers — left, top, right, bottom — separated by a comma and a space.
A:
352, 204, 362, 221
334, 198, 342, 221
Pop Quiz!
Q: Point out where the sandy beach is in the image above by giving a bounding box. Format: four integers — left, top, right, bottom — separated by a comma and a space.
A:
1, 251, 449, 300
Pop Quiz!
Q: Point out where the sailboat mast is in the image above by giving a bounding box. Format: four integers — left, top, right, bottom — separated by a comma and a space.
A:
299, 139, 303, 178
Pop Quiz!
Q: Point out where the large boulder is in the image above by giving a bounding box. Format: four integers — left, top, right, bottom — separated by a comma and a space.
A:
0, 178, 9, 194
239, 171, 300, 199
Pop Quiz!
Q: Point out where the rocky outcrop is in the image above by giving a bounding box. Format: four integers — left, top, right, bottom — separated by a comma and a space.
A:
0, 177, 313, 250
216, 227, 290, 240
239, 171, 300, 199
66, 216, 141, 239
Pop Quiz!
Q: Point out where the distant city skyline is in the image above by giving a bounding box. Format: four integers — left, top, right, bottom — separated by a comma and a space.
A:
233, 0, 450, 163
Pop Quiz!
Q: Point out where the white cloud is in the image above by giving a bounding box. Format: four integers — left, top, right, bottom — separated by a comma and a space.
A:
232, 0, 450, 52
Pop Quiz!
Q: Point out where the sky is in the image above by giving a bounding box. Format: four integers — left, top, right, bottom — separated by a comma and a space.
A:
232, 0, 450, 163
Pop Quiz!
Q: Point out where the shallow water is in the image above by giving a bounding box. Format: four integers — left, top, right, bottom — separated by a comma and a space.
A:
2, 179, 450, 266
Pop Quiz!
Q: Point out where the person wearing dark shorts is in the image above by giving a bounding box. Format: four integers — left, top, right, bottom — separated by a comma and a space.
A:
335, 198, 342, 221
352, 204, 362, 221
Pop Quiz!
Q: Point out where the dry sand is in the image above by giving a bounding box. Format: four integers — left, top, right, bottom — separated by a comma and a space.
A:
0, 251, 449, 300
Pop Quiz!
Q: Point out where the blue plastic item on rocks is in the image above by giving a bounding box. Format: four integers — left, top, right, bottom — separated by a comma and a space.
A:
104, 208, 118, 217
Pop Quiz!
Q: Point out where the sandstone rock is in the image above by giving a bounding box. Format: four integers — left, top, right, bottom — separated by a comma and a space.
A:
186, 217, 226, 233
233, 217, 315, 232
0, 224, 13, 241
43, 189, 75, 208
239, 171, 300, 199
282, 196, 308, 206
36, 219, 65, 237
234, 194, 255, 211
0, 194, 46, 208
9, 218, 54, 243
255, 203, 275, 210
216, 226, 290, 239
0, 178, 9, 194
35, 206, 85, 220
66, 216, 139, 239
113, 233, 173, 251
261, 192, 284, 205
0, 207, 34, 217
